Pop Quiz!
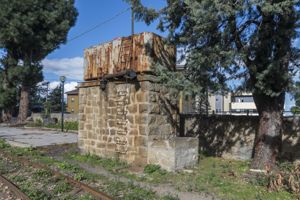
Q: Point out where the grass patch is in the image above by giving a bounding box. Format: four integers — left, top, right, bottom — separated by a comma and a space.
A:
32, 169, 53, 180
0, 139, 164, 199
144, 164, 167, 175
138, 157, 296, 200
45, 121, 78, 131
0, 139, 297, 199
53, 181, 72, 194
21, 184, 51, 200
28, 120, 78, 131
66, 152, 128, 172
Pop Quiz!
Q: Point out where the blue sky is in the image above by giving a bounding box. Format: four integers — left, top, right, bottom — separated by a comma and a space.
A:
39, 0, 298, 110
43, 0, 165, 83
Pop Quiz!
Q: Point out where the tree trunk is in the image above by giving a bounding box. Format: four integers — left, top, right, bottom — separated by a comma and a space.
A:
251, 93, 285, 170
17, 85, 30, 124
1, 110, 12, 122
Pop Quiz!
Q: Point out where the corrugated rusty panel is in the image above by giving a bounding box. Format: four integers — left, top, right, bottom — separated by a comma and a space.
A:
83, 32, 176, 81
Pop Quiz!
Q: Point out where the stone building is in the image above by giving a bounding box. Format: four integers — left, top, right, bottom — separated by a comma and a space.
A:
66, 89, 79, 114
78, 32, 198, 171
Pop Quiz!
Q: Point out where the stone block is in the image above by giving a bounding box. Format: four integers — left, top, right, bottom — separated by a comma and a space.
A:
108, 120, 115, 127
108, 100, 116, 107
78, 140, 84, 147
148, 137, 199, 171
135, 115, 148, 124
139, 125, 148, 135
127, 104, 137, 113
136, 91, 149, 102
86, 107, 93, 114
97, 142, 106, 148
129, 129, 138, 136
85, 124, 92, 130
134, 136, 147, 146
139, 103, 150, 113
126, 115, 134, 124
79, 114, 86, 121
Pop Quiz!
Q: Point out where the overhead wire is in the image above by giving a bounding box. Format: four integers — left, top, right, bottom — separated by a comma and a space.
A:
67, 7, 131, 43
43, 7, 131, 83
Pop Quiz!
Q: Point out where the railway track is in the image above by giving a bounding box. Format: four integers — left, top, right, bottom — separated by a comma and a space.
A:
0, 151, 114, 200
0, 174, 30, 200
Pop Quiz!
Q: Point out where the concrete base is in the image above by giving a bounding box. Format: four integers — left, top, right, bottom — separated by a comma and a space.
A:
148, 137, 199, 171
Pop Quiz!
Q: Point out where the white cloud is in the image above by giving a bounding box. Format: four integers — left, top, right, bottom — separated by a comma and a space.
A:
64, 82, 78, 93
48, 81, 78, 98
42, 57, 84, 81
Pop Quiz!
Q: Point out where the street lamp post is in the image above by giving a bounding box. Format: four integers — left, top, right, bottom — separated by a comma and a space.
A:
60, 76, 66, 132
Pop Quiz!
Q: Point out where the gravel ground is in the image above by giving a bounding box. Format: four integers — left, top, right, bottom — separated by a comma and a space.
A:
0, 179, 22, 200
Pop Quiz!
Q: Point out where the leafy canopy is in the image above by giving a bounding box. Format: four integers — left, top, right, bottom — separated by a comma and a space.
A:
127, 0, 300, 104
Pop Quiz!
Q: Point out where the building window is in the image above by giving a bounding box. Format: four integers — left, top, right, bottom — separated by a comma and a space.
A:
71, 108, 74, 113
71, 97, 74, 102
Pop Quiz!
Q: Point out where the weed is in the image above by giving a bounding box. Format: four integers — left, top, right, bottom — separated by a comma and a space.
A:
32, 169, 52, 180
144, 164, 166, 175
78, 194, 94, 200
57, 161, 80, 173
106, 181, 127, 198
67, 152, 128, 171
12, 175, 26, 183
22, 185, 50, 200
45, 121, 78, 131
160, 195, 180, 200
74, 172, 86, 181
0, 139, 10, 149
53, 181, 72, 194
122, 186, 157, 200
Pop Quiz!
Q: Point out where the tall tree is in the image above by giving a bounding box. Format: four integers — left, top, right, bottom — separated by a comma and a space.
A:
0, 51, 19, 121
127, 0, 300, 170
0, 0, 78, 123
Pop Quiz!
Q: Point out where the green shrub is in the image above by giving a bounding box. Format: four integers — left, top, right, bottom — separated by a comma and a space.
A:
34, 118, 43, 127
144, 164, 162, 174
45, 121, 78, 131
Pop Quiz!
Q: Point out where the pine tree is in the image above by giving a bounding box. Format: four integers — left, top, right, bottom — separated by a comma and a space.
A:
127, 0, 300, 170
0, 0, 78, 123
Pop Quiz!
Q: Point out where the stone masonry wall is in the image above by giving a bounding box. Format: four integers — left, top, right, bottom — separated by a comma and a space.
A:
78, 77, 177, 165
184, 115, 300, 162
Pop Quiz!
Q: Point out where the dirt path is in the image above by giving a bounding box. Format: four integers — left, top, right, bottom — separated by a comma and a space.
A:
55, 157, 220, 200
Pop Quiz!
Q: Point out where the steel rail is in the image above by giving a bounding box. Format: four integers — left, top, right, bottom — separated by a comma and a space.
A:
0, 174, 31, 200
0, 151, 114, 200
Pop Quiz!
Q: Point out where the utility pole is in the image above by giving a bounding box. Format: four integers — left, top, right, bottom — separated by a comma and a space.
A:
131, 6, 134, 36
60, 76, 66, 132
130, 6, 135, 69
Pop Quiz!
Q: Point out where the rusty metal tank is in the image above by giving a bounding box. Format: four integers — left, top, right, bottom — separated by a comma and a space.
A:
83, 32, 176, 81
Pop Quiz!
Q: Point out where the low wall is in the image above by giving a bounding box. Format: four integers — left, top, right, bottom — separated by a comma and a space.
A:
183, 115, 300, 162
31, 113, 78, 122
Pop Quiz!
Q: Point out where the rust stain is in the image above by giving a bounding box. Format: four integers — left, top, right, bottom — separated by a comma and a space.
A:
83, 32, 176, 81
